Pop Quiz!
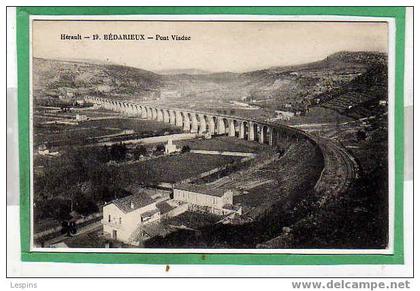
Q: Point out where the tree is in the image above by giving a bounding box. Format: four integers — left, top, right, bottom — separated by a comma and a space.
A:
133, 145, 147, 160
276, 146, 285, 156
356, 130, 367, 141
110, 143, 128, 161
181, 145, 191, 153
99, 186, 116, 203
74, 197, 99, 216
155, 143, 165, 152
99, 145, 111, 163
54, 199, 73, 221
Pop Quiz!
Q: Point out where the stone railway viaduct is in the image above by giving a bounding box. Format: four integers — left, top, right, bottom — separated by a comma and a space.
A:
84, 97, 360, 216
85, 96, 313, 147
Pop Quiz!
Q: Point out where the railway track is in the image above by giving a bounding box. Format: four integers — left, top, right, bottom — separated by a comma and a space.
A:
314, 137, 359, 197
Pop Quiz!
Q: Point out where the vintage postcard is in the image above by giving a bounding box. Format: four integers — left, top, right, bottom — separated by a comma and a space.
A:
13, 7, 409, 266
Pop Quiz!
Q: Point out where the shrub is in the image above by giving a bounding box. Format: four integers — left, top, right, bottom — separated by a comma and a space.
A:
181, 145, 191, 153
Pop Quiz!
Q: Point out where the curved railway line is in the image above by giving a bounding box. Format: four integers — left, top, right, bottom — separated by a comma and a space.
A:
314, 137, 359, 199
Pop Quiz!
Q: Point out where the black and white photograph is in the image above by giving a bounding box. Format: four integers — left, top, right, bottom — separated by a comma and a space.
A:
30, 18, 391, 252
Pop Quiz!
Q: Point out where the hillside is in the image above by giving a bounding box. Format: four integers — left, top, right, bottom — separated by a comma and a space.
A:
33, 51, 387, 119
316, 62, 388, 119
237, 51, 387, 112
159, 51, 387, 119
32, 58, 162, 101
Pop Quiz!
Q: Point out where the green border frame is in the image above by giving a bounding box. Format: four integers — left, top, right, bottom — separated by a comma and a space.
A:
16, 6, 406, 265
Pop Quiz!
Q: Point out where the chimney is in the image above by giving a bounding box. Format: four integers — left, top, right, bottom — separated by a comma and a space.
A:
130, 202, 134, 209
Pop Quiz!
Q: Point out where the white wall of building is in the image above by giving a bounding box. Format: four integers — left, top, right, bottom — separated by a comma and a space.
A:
102, 202, 160, 243
173, 189, 233, 210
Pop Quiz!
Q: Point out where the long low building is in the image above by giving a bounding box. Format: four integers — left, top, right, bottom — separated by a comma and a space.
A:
173, 183, 238, 215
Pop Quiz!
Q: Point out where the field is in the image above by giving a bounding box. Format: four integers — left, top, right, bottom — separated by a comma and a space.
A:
33, 111, 181, 148
114, 152, 242, 185
230, 141, 324, 211
277, 106, 352, 126
173, 136, 272, 153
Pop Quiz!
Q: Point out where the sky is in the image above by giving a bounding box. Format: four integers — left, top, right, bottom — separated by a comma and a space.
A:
32, 20, 388, 73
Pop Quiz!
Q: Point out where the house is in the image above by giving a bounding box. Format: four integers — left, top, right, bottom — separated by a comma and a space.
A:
379, 100, 388, 106
173, 183, 236, 215
102, 192, 161, 244
38, 147, 60, 157
160, 90, 181, 98
75, 114, 88, 121
275, 110, 295, 121
164, 139, 178, 154
76, 99, 85, 106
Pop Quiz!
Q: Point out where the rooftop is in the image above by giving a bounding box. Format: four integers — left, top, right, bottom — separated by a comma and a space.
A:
140, 222, 172, 239
125, 185, 171, 198
174, 183, 230, 197
156, 201, 176, 215
142, 208, 160, 218
112, 192, 155, 213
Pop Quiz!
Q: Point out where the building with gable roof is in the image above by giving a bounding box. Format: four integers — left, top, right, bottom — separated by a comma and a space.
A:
102, 191, 161, 243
